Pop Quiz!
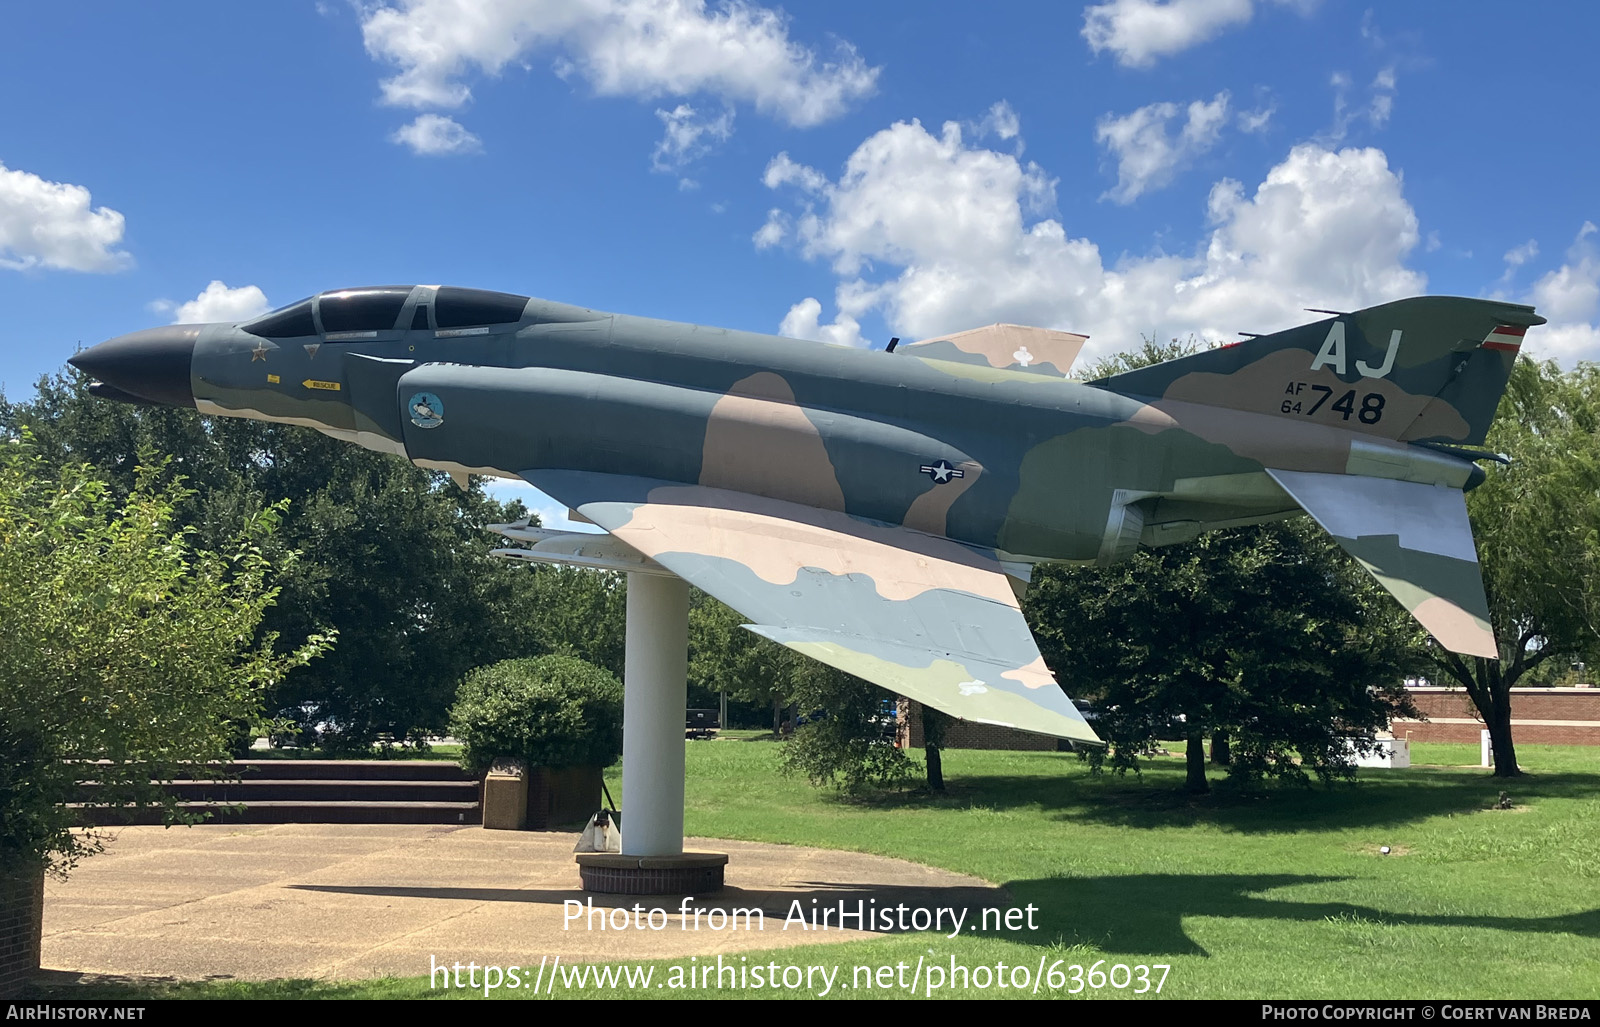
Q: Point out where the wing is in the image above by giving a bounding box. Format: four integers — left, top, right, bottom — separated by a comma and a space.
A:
525, 470, 1100, 745
1267, 469, 1497, 657
902, 324, 1087, 378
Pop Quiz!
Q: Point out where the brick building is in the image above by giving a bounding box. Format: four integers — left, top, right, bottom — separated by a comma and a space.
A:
896, 700, 1061, 751
1392, 686, 1600, 745
0, 867, 44, 994
897, 688, 1600, 752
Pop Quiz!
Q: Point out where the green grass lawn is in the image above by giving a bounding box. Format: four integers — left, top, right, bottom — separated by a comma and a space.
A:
44, 739, 1600, 999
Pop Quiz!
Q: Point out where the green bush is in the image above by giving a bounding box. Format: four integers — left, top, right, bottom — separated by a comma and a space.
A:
778, 665, 918, 795
0, 446, 327, 877
449, 656, 623, 775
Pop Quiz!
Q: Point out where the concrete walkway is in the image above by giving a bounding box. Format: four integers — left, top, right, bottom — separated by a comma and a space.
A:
42, 825, 1004, 982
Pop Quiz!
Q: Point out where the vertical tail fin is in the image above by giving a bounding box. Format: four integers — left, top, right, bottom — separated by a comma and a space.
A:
1091, 297, 1545, 446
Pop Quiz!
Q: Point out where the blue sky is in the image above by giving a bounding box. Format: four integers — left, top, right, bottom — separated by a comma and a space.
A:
3, 1, 1597, 524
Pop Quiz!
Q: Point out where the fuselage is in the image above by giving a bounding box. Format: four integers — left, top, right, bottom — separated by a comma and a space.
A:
76, 285, 1472, 567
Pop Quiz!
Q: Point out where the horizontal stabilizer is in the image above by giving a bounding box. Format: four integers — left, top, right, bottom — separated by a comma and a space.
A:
1267, 469, 1496, 657
904, 324, 1087, 378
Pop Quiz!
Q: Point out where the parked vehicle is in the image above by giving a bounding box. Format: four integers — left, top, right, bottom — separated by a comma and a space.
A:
686, 709, 721, 740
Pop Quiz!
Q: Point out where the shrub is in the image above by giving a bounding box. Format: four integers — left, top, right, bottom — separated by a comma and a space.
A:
782, 724, 917, 795
449, 656, 623, 775
0, 447, 326, 877
779, 665, 918, 795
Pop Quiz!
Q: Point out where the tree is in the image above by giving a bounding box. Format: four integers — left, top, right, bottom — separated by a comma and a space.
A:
1026, 334, 1424, 793
1028, 520, 1422, 792
521, 566, 627, 679
921, 705, 950, 792
1431, 359, 1600, 776
0, 443, 326, 876
3, 371, 542, 747
689, 596, 796, 733
689, 597, 919, 788
779, 664, 917, 795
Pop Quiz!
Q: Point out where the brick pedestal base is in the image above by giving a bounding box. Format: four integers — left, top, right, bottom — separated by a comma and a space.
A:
575, 852, 727, 895
0, 866, 45, 996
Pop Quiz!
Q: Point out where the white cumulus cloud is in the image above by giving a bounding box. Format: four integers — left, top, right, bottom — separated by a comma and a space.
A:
1326, 66, 1398, 143
0, 161, 131, 273
1237, 103, 1275, 133
1081, 0, 1308, 68
651, 104, 734, 179
157, 281, 271, 324
1370, 66, 1397, 127
392, 113, 483, 155
758, 109, 1427, 363
1096, 90, 1231, 203
762, 151, 830, 193
752, 208, 788, 249
973, 100, 1022, 144
1531, 322, 1600, 366
1531, 223, 1599, 324
1495, 238, 1539, 290
1504, 239, 1539, 269
778, 296, 865, 347
1523, 222, 1600, 364
360, 0, 878, 153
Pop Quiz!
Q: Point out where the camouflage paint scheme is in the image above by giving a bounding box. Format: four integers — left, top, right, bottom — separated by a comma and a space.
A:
74, 287, 1546, 744
901, 323, 1087, 379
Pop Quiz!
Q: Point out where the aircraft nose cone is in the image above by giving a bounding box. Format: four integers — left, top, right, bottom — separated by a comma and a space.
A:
69, 325, 199, 408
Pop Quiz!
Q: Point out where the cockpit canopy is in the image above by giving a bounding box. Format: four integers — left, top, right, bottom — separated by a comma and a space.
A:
242, 286, 533, 339
244, 296, 317, 338
436, 287, 530, 328
319, 287, 411, 334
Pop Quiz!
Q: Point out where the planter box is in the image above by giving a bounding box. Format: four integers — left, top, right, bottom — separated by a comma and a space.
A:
0, 865, 45, 995
527, 765, 603, 829
482, 761, 604, 831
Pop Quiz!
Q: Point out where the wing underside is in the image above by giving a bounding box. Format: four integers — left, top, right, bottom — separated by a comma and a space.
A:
525, 470, 1100, 744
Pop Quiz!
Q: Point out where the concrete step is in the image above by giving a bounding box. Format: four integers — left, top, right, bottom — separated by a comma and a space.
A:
79, 759, 477, 782
187, 760, 477, 782
75, 800, 483, 826
73, 760, 484, 826
230, 760, 477, 782
77, 779, 480, 803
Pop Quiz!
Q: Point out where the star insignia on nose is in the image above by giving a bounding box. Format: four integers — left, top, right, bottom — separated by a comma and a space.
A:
250, 342, 270, 362
919, 459, 965, 484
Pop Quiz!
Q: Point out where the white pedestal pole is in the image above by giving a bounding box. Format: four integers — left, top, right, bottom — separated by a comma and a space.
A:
488, 527, 725, 892
621, 571, 689, 857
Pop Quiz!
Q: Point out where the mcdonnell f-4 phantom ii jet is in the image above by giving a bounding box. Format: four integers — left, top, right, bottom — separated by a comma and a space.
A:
70, 286, 1545, 745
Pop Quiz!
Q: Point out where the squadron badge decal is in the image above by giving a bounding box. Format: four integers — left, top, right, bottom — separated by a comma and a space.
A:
409, 391, 445, 429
